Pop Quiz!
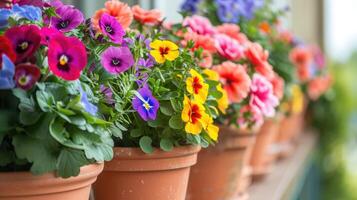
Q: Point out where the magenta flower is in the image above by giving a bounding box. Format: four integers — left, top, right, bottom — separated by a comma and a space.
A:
49, 4, 84, 32
15, 63, 41, 90
182, 15, 216, 36
99, 13, 125, 44
5, 25, 41, 64
40, 27, 61, 45
100, 46, 134, 75
48, 34, 87, 81
132, 84, 159, 121
214, 33, 244, 60
249, 73, 279, 118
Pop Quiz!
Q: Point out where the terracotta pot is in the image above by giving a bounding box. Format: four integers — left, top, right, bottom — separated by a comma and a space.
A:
0, 164, 103, 200
187, 126, 251, 200
250, 118, 280, 179
94, 145, 200, 200
274, 114, 300, 159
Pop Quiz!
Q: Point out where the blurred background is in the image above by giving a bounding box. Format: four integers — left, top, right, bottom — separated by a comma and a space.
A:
64, 0, 357, 199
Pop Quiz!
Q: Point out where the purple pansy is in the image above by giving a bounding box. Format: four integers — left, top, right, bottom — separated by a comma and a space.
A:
5, 25, 41, 64
99, 13, 125, 44
100, 46, 134, 75
100, 85, 115, 105
0, 54, 15, 89
15, 63, 41, 90
132, 85, 159, 121
49, 4, 84, 32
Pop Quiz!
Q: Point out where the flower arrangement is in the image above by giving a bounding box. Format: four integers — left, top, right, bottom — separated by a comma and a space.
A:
0, 2, 114, 178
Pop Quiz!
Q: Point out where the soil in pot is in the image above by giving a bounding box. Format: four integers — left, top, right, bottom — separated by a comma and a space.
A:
94, 145, 200, 200
0, 164, 103, 200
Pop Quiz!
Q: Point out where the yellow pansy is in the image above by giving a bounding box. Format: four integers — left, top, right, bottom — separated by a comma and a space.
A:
186, 69, 209, 103
181, 96, 206, 135
217, 84, 229, 114
291, 85, 304, 114
203, 69, 219, 81
150, 40, 179, 63
201, 115, 219, 141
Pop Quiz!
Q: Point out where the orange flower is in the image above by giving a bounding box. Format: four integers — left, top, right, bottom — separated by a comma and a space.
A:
289, 46, 312, 67
259, 21, 271, 34
308, 74, 332, 100
213, 61, 251, 103
92, 0, 133, 30
132, 5, 162, 25
270, 73, 284, 100
245, 42, 274, 80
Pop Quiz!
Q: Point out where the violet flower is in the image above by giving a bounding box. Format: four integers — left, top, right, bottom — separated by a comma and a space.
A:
15, 63, 40, 90
100, 85, 115, 105
181, 0, 201, 13
0, 54, 15, 89
100, 46, 134, 75
49, 4, 84, 32
137, 56, 155, 68
99, 13, 125, 44
132, 84, 159, 121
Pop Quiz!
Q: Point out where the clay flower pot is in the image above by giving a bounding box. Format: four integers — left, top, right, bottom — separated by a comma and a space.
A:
187, 126, 251, 200
0, 164, 103, 200
94, 145, 200, 200
250, 118, 281, 179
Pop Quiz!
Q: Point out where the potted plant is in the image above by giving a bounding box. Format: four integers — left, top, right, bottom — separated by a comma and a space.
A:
78, 2, 226, 200
0, 2, 114, 200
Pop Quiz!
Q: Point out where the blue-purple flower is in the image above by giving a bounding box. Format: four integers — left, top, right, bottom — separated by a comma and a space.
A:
12, 4, 42, 21
181, 0, 201, 13
138, 56, 155, 68
132, 85, 159, 121
0, 54, 15, 89
100, 46, 134, 75
49, 4, 84, 32
0, 9, 12, 28
80, 86, 98, 116
215, 0, 241, 23
99, 13, 125, 44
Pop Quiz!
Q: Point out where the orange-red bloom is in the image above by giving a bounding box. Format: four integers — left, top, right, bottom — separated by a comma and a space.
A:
308, 74, 332, 100
92, 0, 133, 30
132, 5, 162, 25
245, 42, 274, 80
289, 46, 312, 67
216, 23, 248, 44
270, 73, 285, 100
213, 61, 251, 103
182, 32, 216, 53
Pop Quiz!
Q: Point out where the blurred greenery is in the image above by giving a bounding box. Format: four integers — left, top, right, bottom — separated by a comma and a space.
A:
309, 52, 357, 199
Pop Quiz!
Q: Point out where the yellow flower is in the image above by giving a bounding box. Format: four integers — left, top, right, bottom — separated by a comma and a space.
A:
186, 69, 209, 103
201, 115, 219, 141
150, 40, 179, 63
181, 96, 206, 135
217, 84, 229, 114
291, 85, 304, 114
203, 69, 219, 81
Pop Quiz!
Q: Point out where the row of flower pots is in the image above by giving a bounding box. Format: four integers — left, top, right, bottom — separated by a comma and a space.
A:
0, 0, 331, 200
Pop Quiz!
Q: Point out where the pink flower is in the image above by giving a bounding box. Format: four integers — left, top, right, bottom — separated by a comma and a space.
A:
183, 15, 216, 36
308, 74, 332, 100
245, 42, 274, 80
215, 34, 244, 60
216, 23, 248, 44
182, 32, 216, 53
270, 73, 284, 100
238, 105, 264, 129
250, 73, 279, 118
198, 50, 213, 68
40, 27, 62, 45
214, 61, 251, 103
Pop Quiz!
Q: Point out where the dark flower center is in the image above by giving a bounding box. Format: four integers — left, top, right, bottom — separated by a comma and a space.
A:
159, 47, 170, 56
58, 20, 70, 29
111, 58, 121, 67
105, 25, 114, 34
57, 54, 71, 72
16, 41, 30, 53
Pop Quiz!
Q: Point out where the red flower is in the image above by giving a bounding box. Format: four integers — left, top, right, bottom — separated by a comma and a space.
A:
15, 63, 41, 90
289, 46, 312, 67
245, 42, 274, 80
0, 36, 16, 68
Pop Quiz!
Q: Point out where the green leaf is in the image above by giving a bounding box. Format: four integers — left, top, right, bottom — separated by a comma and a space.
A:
170, 99, 181, 112
84, 144, 113, 161
109, 125, 122, 138
56, 148, 89, 178
58, 107, 76, 116
49, 118, 84, 150
68, 116, 86, 126
160, 138, 173, 151
160, 101, 174, 116
130, 129, 142, 138
27, 113, 55, 139
19, 111, 42, 125
169, 115, 184, 130
139, 136, 154, 154
36, 90, 51, 112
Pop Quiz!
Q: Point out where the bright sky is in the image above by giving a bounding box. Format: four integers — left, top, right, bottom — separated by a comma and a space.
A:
325, 0, 357, 61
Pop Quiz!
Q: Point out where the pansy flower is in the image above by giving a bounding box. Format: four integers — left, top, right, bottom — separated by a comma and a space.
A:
49, 4, 84, 32
186, 69, 209, 103
181, 96, 207, 135
0, 36, 16, 66
99, 13, 125, 44
100, 46, 134, 75
5, 25, 41, 64
150, 40, 179, 64
0, 54, 15, 89
132, 85, 159, 121
48, 34, 87, 81
15, 63, 40, 90
40, 27, 61, 45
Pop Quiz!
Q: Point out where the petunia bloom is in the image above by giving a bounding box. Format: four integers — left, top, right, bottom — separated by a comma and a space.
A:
245, 42, 274, 80
150, 40, 179, 64
183, 15, 216, 36
237, 105, 264, 130
214, 61, 251, 103
132, 5, 162, 25
92, 0, 133, 30
198, 50, 213, 68
289, 46, 312, 67
186, 69, 209, 103
48, 4, 84, 32
132, 85, 159, 121
15, 63, 40, 90
182, 32, 216, 53
100, 46, 134, 74
215, 34, 244, 60
0, 54, 15, 89
48, 34, 87, 81
216, 23, 248, 44
40, 27, 62, 45
99, 13, 125, 44
5, 25, 41, 64
270, 73, 284, 100
308, 74, 332, 101
0, 36, 16, 65
250, 73, 279, 118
